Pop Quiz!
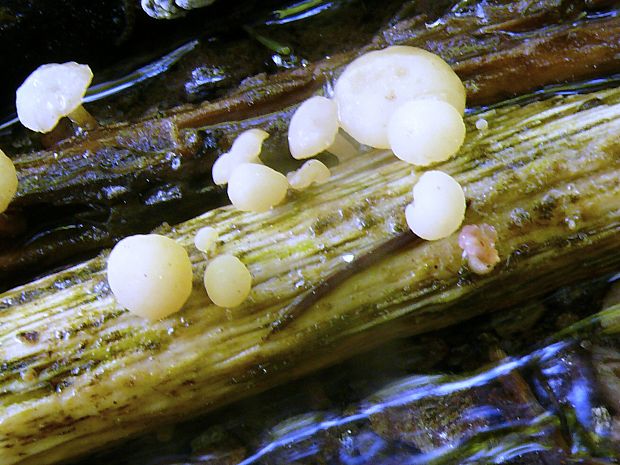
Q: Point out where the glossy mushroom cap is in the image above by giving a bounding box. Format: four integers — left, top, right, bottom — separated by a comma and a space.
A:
16, 62, 93, 133
334, 46, 465, 149
288, 96, 339, 160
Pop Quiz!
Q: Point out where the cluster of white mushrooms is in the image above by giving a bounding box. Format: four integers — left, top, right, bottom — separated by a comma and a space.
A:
331, 46, 468, 240
106, 225, 253, 319
12, 46, 500, 321
217, 46, 473, 240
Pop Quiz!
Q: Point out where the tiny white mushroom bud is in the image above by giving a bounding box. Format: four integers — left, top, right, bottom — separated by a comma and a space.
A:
204, 255, 252, 308
212, 129, 269, 185
405, 171, 466, 240
227, 163, 289, 212
107, 234, 193, 320
0, 149, 18, 214
475, 118, 489, 131
287, 159, 331, 190
334, 46, 466, 148
212, 153, 238, 186
194, 226, 219, 252
387, 99, 466, 166
16, 62, 95, 133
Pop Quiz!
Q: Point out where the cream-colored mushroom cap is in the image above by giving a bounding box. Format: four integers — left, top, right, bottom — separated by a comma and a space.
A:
16, 62, 93, 133
288, 96, 339, 159
334, 46, 466, 148
0, 149, 18, 213
287, 159, 331, 190
194, 226, 219, 252
227, 163, 289, 212
405, 171, 466, 241
212, 129, 269, 185
204, 255, 252, 308
107, 234, 193, 320
387, 99, 466, 166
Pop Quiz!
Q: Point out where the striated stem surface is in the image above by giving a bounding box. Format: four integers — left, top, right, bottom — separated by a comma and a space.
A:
0, 88, 619, 464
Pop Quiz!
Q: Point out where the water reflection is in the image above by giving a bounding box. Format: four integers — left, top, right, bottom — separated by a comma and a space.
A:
85, 336, 619, 464
231, 340, 615, 465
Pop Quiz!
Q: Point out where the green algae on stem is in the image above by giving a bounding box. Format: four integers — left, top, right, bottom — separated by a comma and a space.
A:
1, 87, 619, 465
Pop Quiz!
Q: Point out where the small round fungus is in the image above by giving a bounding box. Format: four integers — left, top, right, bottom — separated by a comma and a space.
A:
194, 226, 219, 253
212, 129, 269, 185
227, 163, 289, 212
204, 255, 251, 308
476, 118, 489, 131
0, 149, 18, 213
107, 234, 193, 320
334, 46, 465, 148
287, 159, 331, 190
387, 99, 465, 166
405, 171, 466, 240
475, 118, 489, 131
16, 62, 96, 133
288, 96, 356, 160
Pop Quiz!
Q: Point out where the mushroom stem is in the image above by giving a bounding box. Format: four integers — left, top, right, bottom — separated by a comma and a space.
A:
326, 132, 357, 161
67, 105, 98, 130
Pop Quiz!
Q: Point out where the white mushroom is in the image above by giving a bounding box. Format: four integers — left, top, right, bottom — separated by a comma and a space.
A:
107, 234, 193, 320
0, 149, 18, 214
194, 226, 219, 253
405, 170, 466, 240
475, 118, 489, 131
387, 99, 466, 166
227, 163, 289, 212
288, 96, 356, 161
204, 255, 252, 308
334, 46, 466, 148
16, 62, 97, 133
212, 129, 269, 185
287, 159, 331, 190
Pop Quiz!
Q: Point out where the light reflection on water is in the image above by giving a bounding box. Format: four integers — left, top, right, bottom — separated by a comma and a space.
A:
135, 337, 616, 465
230, 341, 581, 465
